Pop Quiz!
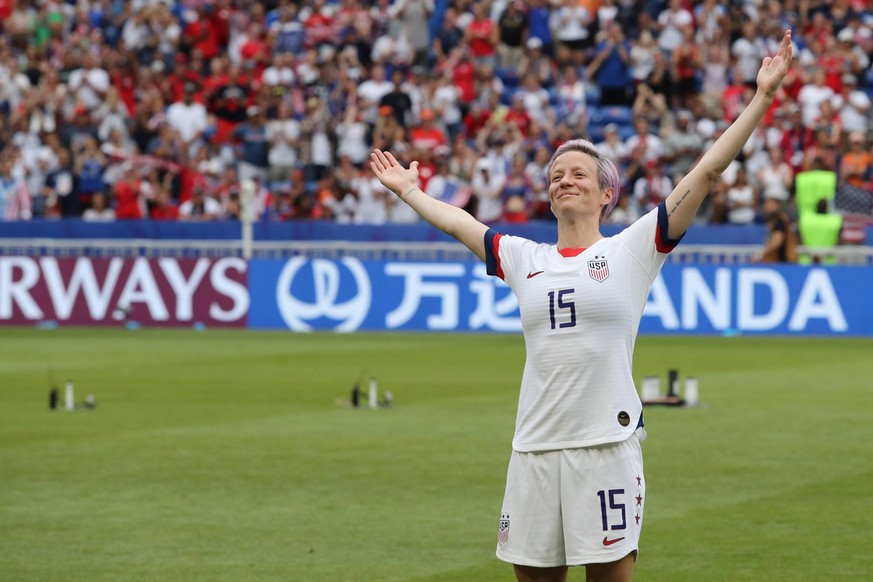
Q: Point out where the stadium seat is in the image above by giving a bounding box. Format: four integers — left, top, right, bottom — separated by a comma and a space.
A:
500, 87, 521, 106
496, 67, 520, 88
598, 105, 633, 126
585, 83, 601, 106
547, 87, 560, 108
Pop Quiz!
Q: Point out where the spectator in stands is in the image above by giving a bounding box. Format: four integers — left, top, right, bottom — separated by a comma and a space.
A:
516, 73, 554, 130
554, 64, 587, 130
496, 1, 527, 70
234, 108, 271, 184
798, 70, 836, 129
501, 154, 530, 217
625, 117, 664, 165
753, 197, 797, 263
67, 54, 110, 113
73, 136, 108, 214
725, 167, 758, 225
44, 148, 75, 218
470, 157, 506, 223
113, 165, 146, 220
780, 104, 812, 174
839, 132, 872, 188
299, 96, 334, 185
656, 0, 693, 53
432, 6, 464, 65
663, 110, 704, 180
631, 82, 669, 126
166, 82, 209, 155
0, 156, 31, 221
732, 21, 767, 87
410, 109, 448, 152
356, 63, 394, 126
699, 41, 730, 112
554, 0, 594, 63
149, 187, 180, 221
629, 30, 658, 85
266, 100, 301, 184
586, 22, 632, 106
380, 68, 415, 127
836, 73, 871, 138
465, 3, 498, 67
179, 185, 221, 221
694, 0, 728, 46
432, 71, 464, 141
390, 0, 434, 67
633, 158, 672, 213
524, 144, 551, 219
517, 37, 557, 88
525, 0, 554, 56
756, 147, 794, 204
802, 127, 840, 173
595, 124, 628, 163
82, 191, 116, 222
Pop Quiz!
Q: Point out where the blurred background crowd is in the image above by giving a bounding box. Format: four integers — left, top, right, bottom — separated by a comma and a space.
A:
0, 0, 871, 227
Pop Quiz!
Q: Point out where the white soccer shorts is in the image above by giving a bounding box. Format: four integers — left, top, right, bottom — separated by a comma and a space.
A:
495, 434, 645, 568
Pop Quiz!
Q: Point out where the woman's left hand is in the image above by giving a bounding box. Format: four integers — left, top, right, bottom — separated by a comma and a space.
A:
756, 30, 793, 97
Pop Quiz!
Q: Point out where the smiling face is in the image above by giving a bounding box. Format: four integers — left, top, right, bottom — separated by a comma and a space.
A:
548, 150, 613, 221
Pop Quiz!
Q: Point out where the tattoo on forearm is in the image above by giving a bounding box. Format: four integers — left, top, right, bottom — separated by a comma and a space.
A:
402, 186, 417, 198
668, 190, 691, 217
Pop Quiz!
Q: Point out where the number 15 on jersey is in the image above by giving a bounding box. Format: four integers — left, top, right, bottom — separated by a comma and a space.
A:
548, 288, 576, 330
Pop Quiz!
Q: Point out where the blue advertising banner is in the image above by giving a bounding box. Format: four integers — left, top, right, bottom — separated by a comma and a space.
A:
248, 259, 871, 336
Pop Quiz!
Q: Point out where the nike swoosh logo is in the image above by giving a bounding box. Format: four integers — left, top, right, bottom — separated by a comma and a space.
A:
527, 270, 544, 279
602, 536, 625, 546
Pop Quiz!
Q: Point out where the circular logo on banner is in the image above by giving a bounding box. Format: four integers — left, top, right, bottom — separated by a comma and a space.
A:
276, 257, 371, 331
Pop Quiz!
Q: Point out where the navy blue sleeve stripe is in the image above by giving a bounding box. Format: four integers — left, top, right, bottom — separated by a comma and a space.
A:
484, 229, 499, 276
656, 202, 684, 251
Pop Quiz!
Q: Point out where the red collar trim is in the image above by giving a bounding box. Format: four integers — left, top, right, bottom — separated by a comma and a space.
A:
557, 247, 587, 257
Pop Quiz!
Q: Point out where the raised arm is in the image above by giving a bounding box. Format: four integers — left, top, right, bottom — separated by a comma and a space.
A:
370, 149, 488, 261
664, 31, 793, 239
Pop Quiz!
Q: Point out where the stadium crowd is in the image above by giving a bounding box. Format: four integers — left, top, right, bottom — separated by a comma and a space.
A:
0, 0, 871, 227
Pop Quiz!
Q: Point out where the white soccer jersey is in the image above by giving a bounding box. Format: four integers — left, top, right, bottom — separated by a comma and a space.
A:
485, 203, 682, 452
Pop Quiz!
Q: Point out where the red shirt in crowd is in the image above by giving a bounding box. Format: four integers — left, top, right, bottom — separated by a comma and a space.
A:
452, 58, 476, 104
468, 18, 496, 59
150, 202, 180, 220
410, 126, 448, 151
114, 179, 143, 219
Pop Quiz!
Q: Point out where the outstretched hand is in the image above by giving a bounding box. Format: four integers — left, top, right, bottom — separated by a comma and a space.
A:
370, 149, 419, 197
757, 30, 793, 97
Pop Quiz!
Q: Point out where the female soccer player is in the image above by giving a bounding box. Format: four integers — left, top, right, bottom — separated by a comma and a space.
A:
370, 31, 792, 582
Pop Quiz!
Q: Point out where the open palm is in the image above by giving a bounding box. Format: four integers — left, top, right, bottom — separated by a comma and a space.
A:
757, 30, 793, 96
370, 149, 419, 197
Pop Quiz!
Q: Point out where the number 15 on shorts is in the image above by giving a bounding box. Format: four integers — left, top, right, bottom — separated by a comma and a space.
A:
597, 489, 627, 532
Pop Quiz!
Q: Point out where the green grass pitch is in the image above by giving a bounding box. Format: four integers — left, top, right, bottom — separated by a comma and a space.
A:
1, 327, 872, 581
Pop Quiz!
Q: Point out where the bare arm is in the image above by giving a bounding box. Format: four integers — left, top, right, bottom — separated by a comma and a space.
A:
664, 31, 793, 239
370, 149, 488, 261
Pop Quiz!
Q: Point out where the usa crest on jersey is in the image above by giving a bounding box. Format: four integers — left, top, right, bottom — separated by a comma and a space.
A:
587, 257, 610, 282
498, 515, 510, 545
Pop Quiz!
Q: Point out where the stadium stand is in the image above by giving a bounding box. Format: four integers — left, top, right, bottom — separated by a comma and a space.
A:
0, 0, 870, 241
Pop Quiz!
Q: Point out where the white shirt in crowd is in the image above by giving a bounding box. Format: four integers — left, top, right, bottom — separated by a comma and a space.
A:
67, 66, 110, 111
797, 83, 835, 128
166, 100, 208, 143
266, 118, 301, 168
335, 120, 371, 165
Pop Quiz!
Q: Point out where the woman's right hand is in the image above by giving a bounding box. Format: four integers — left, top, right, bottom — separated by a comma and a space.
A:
370, 149, 419, 197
